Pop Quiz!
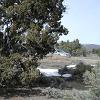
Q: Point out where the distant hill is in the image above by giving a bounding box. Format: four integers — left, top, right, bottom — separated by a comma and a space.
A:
82, 44, 100, 51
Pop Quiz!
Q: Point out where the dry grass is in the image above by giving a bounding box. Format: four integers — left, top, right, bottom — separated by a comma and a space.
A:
39, 55, 100, 68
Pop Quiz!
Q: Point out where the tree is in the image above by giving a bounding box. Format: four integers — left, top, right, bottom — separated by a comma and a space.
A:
83, 63, 100, 99
92, 49, 100, 57
0, 0, 68, 87
0, 0, 68, 57
59, 39, 83, 56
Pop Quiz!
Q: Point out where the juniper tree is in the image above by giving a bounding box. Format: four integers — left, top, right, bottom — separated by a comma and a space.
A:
0, 0, 68, 86
0, 0, 68, 57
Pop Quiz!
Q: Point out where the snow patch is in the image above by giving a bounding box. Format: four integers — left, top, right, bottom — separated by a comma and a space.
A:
37, 68, 72, 77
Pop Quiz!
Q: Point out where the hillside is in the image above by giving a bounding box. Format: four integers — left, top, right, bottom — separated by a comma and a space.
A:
82, 44, 100, 51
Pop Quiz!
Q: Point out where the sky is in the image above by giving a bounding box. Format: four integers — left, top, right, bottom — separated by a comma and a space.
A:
59, 0, 100, 45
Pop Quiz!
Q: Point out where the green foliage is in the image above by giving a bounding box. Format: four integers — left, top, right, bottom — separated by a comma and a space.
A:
0, 53, 39, 87
0, 0, 68, 57
19, 68, 39, 86
83, 63, 100, 99
46, 88, 63, 99
0, 0, 68, 87
83, 71, 96, 85
92, 49, 100, 57
74, 62, 93, 75
58, 62, 93, 82
58, 66, 68, 75
39, 63, 100, 100
83, 63, 100, 88
43, 87, 97, 100
58, 39, 86, 56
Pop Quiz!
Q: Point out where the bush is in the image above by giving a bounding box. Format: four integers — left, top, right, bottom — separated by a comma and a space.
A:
83, 63, 100, 99
58, 66, 68, 75
46, 87, 63, 99
45, 63, 100, 100
58, 62, 93, 81
0, 53, 40, 87
58, 39, 87, 57
43, 88, 97, 100
83, 71, 95, 85
73, 62, 93, 80
83, 63, 100, 87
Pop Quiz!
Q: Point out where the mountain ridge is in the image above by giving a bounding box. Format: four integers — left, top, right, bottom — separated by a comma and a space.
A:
82, 44, 100, 51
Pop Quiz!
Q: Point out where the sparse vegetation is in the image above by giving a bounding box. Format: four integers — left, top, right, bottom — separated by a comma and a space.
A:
40, 63, 100, 100
92, 49, 100, 57
58, 39, 87, 56
83, 63, 100, 99
0, 0, 99, 100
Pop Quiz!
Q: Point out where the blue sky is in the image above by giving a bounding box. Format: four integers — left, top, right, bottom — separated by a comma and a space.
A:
59, 0, 100, 45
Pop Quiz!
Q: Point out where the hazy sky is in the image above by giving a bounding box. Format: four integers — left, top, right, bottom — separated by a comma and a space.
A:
59, 0, 100, 45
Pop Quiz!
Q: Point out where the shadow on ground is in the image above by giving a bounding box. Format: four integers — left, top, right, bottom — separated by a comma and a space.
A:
0, 76, 90, 99
0, 81, 89, 99
0, 88, 42, 99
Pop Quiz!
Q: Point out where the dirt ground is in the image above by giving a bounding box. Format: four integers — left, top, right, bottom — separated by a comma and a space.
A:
39, 55, 100, 68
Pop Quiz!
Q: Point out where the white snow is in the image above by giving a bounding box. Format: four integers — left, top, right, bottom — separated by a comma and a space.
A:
91, 64, 96, 67
62, 74, 72, 78
67, 65, 76, 69
37, 68, 72, 78
37, 64, 94, 78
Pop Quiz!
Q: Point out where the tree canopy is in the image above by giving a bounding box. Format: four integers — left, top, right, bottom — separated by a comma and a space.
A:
0, 0, 68, 57
58, 39, 87, 56
0, 0, 68, 87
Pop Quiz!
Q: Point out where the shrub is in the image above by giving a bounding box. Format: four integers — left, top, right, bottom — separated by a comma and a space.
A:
72, 62, 93, 81
83, 63, 100, 87
83, 71, 95, 85
0, 0, 68, 88
92, 49, 100, 57
58, 62, 93, 81
47, 88, 63, 99
44, 88, 97, 100
58, 66, 68, 75
83, 63, 100, 99
0, 53, 40, 87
